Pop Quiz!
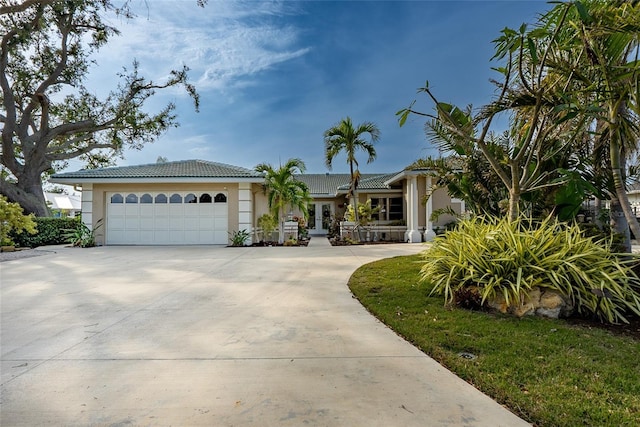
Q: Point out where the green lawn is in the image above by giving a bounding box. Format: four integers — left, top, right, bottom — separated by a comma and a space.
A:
348, 254, 640, 427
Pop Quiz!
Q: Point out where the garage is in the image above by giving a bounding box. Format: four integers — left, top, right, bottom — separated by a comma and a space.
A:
106, 191, 228, 245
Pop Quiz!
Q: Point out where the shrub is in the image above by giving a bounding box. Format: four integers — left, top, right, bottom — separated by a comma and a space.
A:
10, 216, 79, 248
228, 229, 250, 247
257, 214, 277, 242
0, 195, 37, 246
345, 199, 380, 225
420, 215, 640, 324
61, 218, 103, 248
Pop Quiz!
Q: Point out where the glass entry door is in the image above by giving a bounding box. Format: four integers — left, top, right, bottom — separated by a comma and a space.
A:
308, 202, 333, 235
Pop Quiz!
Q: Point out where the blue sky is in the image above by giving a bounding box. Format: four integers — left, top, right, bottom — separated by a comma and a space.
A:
79, 0, 551, 174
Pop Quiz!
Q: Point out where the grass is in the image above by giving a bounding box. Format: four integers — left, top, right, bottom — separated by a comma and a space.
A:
348, 254, 640, 427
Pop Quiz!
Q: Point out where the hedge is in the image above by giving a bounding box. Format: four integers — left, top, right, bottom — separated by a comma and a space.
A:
10, 217, 79, 248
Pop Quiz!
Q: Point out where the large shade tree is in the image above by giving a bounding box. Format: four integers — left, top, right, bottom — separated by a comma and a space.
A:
255, 158, 310, 244
323, 116, 379, 226
0, 0, 202, 216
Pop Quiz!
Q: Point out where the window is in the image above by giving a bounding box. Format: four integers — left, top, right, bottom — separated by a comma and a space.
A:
389, 197, 403, 220
126, 193, 138, 204
110, 193, 123, 203
140, 193, 153, 204
368, 197, 403, 221
185, 193, 197, 204
155, 193, 167, 204
200, 193, 212, 203
371, 198, 380, 221
214, 193, 227, 203
170, 193, 182, 204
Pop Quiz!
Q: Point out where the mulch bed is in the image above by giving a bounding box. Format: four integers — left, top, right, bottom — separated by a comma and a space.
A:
566, 314, 640, 340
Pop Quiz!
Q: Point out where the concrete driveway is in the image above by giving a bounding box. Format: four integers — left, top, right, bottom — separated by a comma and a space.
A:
1, 241, 529, 426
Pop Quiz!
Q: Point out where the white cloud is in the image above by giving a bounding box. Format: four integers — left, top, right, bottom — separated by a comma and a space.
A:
92, 1, 310, 94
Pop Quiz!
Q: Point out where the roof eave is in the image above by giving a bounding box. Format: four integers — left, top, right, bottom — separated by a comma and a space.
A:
49, 176, 265, 185
384, 168, 436, 185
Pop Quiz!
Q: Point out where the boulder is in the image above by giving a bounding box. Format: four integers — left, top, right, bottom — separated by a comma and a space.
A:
484, 286, 574, 319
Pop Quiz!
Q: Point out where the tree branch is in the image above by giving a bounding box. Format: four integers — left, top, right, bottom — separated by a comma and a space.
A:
0, 0, 54, 15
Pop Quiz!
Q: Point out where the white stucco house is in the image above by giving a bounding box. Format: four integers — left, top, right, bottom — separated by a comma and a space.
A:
50, 159, 463, 245
45, 190, 82, 218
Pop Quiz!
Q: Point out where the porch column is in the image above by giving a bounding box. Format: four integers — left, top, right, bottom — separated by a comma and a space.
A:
407, 175, 422, 243
81, 184, 97, 244
238, 182, 253, 245
424, 176, 436, 241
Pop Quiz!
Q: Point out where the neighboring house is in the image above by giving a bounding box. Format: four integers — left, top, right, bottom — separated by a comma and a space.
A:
45, 190, 82, 217
50, 159, 463, 245
627, 182, 640, 217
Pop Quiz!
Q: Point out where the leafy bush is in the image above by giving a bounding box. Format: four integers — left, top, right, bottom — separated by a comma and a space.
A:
10, 216, 78, 248
345, 199, 380, 225
228, 229, 250, 246
0, 195, 37, 246
257, 214, 277, 242
420, 216, 640, 324
62, 218, 103, 248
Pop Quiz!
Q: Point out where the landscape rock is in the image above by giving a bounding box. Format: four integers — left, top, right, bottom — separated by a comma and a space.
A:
484, 286, 574, 319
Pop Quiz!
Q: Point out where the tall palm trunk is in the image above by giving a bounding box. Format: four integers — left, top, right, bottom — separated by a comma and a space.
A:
609, 105, 640, 250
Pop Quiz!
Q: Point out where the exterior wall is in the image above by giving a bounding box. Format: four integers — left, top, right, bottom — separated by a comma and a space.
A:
432, 187, 459, 228
406, 175, 463, 230
91, 182, 238, 246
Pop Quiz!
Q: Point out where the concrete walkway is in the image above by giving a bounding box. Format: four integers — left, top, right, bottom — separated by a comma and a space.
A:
1, 243, 529, 426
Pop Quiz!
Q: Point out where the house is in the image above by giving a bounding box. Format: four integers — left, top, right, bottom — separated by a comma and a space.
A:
50, 160, 463, 245
45, 190, 81, 218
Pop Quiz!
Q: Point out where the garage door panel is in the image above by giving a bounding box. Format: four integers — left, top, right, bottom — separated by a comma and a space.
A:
139, 230, 154, 244
125, 204, 139, 215
199, 217, 213, 229
109, 216, 125, 229
109, 230, 127, 244
169, 230, 184, 243
140, 217, 154, 230
125, 217, 140, 230
169, 219, 183, 230
199, 230, 214, 243
140, 205, 153, 216
184, 214, 199, 228
109, 205, 125, 215
169, 205, 183, 215
184, 230, 200, 242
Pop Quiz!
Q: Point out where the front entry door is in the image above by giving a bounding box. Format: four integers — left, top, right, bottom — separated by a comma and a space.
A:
308, 202, 333, 235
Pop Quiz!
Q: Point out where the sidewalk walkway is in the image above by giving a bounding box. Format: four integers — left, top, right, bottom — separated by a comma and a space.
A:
307, 235, 332, 247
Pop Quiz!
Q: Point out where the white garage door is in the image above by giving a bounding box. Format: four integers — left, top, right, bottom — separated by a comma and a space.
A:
106, 191, 228, 245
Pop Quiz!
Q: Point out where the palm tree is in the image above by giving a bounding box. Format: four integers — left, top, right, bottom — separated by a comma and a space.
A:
255, 158, 311, 244
538, 0, 640, 249
324, 117, 380, 227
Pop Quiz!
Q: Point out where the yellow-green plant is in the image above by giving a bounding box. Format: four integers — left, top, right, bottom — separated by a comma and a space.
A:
257, 214, 277, 242
345, 199, 380, 225
0, 195, 37, 246
420, 215, 640, 324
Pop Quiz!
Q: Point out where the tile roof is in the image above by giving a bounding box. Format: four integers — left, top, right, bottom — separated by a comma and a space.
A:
295, 174, 392, 196
51, 160, 264, 179
336, 173, 400, 191
50, 159, 402, 195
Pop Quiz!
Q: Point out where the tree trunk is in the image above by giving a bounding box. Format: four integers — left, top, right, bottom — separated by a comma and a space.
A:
349, 160, 363, 241
609, 197, 631, 253
507, 189, 520, 221
0, 178, 49, 217
278, 208, 285, 244
609, 138, 639, 251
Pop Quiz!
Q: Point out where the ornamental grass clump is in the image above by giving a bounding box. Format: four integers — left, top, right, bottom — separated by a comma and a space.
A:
421, 216, 640, 324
